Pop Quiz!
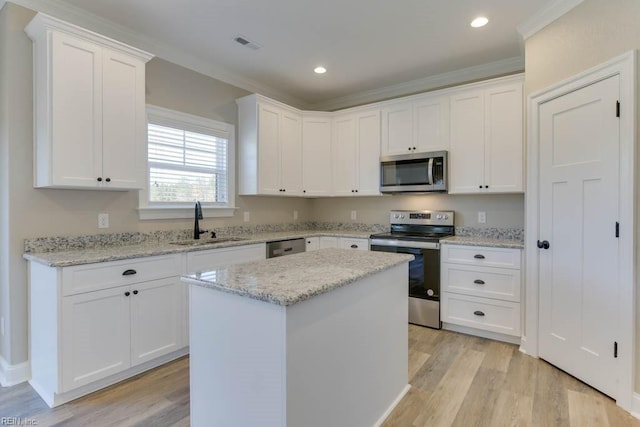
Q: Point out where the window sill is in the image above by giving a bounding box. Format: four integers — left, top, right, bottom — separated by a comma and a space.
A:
138, 206, 237, 220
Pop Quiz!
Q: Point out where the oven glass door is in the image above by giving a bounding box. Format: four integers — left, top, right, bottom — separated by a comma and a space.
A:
370, 244, 440, 301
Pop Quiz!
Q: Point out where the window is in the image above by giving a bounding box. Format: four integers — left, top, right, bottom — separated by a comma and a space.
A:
139, 106, 235, 219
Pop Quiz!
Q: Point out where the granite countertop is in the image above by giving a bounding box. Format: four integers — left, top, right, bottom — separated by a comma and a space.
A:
181, 248, 413, 306
22, 230, 374, 267
441, 235, 524, 249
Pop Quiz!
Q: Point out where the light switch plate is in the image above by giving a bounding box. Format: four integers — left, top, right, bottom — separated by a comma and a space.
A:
350, 210, 357, 220
243, 211, 250, 222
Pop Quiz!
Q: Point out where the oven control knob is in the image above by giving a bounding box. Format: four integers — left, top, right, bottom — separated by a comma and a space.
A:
393, 214, 400, 219
427, 289, 434, 297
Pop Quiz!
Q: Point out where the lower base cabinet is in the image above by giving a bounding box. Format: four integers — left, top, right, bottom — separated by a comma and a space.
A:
29, 254, 188, 407
440, 244, 523, 343
306, 236, 369, 251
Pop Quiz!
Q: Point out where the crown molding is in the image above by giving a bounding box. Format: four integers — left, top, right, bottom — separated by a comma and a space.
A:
5, 0, 307, 108
517, 0, 584, 40
309, 56, 524, 112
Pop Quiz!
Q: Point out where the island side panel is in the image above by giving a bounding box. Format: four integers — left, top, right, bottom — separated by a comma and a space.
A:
285, 263, 409, 427
189, 285, 286, 427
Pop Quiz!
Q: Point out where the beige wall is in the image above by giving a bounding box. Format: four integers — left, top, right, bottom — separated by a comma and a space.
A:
525, 0, 640, 392
310, 194, 524, 228
0, 3, 310, 366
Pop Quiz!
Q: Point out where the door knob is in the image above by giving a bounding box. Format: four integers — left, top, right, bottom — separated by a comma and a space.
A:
537, 240, 550, 249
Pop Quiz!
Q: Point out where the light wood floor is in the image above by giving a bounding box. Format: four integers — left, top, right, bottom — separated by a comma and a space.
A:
2, 326, 639, 426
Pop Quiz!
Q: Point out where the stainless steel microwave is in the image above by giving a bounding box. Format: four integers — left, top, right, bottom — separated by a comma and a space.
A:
380, 151, 448, 193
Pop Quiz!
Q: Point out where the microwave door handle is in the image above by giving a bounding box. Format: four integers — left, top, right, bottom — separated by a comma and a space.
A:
427, 157, 434, 185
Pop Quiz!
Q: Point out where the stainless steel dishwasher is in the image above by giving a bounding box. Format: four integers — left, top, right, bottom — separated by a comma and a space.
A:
266, 238, 306, 258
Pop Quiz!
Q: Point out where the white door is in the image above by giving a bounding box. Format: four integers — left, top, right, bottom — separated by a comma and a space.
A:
257, 103, 281, 195
332, 115, 357, 196
381, 101, 412, 155
538, 74, 620, 398
414, 96, 449, 152
355, 110, 380, 195
302, 116, 332, 196
449, 90, 485, 194
130, 278, 184, 366
279, 111, 303, 195
102, 48, 146, 189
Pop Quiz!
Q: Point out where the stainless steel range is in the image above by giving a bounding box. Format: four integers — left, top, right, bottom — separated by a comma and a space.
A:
370, 210, 454, 329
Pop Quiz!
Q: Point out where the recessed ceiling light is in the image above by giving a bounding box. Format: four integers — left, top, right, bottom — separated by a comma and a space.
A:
314, 66, 327, 74
470, 16, 489, 28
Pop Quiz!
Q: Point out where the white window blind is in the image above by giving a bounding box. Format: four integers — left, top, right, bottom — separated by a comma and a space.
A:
147, 122, 228, 204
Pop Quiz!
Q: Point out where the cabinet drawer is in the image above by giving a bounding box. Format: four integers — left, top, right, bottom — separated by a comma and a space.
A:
442, 245, 521, 269
441, 293, 520, 337
442, 264, 520, 302
339, 238, 369, 251
62, 254, 183, 296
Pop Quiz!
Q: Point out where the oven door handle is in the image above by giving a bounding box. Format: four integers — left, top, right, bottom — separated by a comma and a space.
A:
370, 239, 440, 250
427, 157, 434, 185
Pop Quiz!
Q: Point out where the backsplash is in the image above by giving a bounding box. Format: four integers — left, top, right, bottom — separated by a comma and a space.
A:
24, 223, 523, 253
455, 227, 524, 241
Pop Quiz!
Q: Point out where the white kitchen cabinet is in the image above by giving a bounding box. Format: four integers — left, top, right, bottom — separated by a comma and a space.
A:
441, 244, 523, 342
25, 13, 152, 190
332, 109, 381, 196
449, 78, 523, 194
302, 114, 333, 197
339, 238, 369, 251
381, 95, 449, 155
237, 94, 303, 196
305, 237, 320, 251
29, 254, 186, 407
185, 243, 266, 272
319, 236, 339, 249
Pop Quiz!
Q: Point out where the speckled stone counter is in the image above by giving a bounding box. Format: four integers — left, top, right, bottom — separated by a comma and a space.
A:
441, 235, 524, 249
181, 248, 413, 306
23, 230, 374, 267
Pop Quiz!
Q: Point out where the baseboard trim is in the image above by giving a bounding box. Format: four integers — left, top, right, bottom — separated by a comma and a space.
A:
0, 355, 30, 387
374, 384, 411, 427
631, 393, 640, 420
442, 323, 521, 345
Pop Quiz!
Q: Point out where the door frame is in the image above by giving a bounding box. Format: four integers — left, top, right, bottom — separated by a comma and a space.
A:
524, 50, 636, 411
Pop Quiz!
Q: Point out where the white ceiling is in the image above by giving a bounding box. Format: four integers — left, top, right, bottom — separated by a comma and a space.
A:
46, 0, 554, 109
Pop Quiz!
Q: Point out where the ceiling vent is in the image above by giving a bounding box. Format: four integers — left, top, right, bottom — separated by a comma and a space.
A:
233, 35, 261, 50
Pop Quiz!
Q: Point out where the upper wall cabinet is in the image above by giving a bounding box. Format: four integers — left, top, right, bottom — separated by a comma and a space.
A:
448, 77, 523, 194
302, 113, 332, 197
25, 13, 153, 190
332, 109, 381, 196
381, 95, 449, 156
237, 94, 303, 196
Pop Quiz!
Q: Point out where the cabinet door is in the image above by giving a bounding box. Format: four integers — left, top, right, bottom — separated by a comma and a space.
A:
484, 83, 523, 193
130, 278, 184, 366
381, 102, 413, 155
319, 236, 339, 249
279, 111, 303, 195
101, 48, 146, 189
50, 32, 103, 188
302, 116, 332, 196
305, 237, 320, 251
61, 286, 131, 392
257, 103, 281, 195
449, 90, 485, 194
332, 115, 357, 196
356, 110, 381, 195
414, 96, 449, 152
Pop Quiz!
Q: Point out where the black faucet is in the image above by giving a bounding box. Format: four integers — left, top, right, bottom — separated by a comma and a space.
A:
194, 201, 207, 239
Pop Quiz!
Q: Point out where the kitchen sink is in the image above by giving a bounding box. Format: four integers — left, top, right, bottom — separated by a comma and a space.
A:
169, 237, 249, 246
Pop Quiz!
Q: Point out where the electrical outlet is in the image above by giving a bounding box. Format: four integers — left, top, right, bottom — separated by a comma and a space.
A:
243, 211, 250, 222
98, 213, 109, 229
478, 211, 486, 224
293, 210, 298, 220
350, 210, 357, 221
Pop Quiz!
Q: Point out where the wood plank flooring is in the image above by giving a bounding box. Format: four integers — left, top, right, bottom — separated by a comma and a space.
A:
1, 325, 638, 426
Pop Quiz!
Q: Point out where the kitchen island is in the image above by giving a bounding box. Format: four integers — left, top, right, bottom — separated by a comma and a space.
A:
181, 248, 413, 427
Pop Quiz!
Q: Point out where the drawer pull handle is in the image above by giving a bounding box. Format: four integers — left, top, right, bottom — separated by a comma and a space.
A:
122, 269, 137, 276
350, 244, 358, 249
473, 254, 485, 259
474, 310, 485, 317
124, 291, 130, 297
133, 290, 138, 295
474, 279, 485, 285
